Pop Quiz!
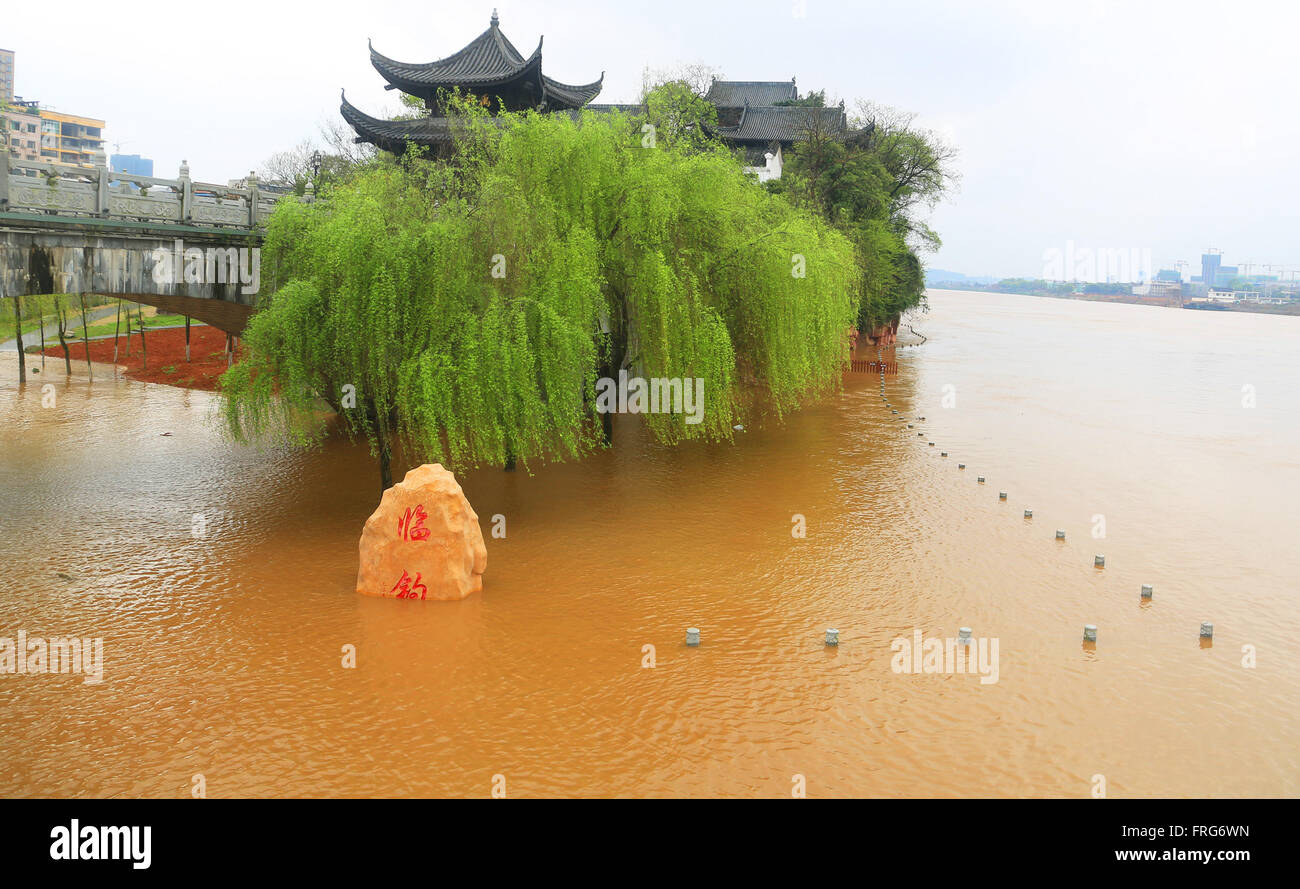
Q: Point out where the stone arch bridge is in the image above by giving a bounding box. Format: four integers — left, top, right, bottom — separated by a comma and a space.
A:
1, 157, 305, 335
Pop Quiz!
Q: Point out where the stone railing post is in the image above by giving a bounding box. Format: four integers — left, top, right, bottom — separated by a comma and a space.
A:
302, 179, 314, 204
179, 159, 192, 223
246, 170, 259, 228
95, 160, 109, 217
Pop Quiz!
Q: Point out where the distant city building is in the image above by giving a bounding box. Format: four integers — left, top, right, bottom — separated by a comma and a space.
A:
1148, 280, 1183, 300
0, 49, 107, 167
5, 97, 42, 163
1155, 268, 1182, 282
0, 48, 14, 104
1194, 253, 1240, 287
1198, 252, 1221, 287
1191, 253, 1245, 288
39, 109, 105, 165
111, 153, 153, 177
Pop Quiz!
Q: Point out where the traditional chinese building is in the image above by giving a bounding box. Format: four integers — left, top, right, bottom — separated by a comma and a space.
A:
341, 10, 604, 155
703, 79, 848, 182
340, 12, 848, 183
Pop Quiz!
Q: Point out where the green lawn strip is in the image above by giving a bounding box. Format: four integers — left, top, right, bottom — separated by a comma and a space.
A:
2, 297, 117, 337
74, 315, 206, 339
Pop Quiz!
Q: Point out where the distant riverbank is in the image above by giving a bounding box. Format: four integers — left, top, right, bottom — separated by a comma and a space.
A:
931, 285, 1300, 316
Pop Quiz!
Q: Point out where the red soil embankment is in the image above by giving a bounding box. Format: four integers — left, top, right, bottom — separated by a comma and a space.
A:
862, 318, 900, 345
39, 326, 241, 390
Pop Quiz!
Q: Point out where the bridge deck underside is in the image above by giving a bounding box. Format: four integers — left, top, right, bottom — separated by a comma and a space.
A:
2, 217, 262, 335
97, 292, 253, 335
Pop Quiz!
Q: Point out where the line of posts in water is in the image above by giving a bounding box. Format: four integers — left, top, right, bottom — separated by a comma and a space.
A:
686, 345, 1217, 650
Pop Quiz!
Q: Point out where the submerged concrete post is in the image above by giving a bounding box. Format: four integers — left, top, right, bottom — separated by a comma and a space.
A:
686, 627, 700, 647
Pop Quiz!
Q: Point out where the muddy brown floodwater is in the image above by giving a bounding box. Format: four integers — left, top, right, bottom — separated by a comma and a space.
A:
1, 289, 1298, 798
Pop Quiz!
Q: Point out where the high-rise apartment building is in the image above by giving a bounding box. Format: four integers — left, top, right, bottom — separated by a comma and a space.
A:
1, 49, 107, 166
5, 98, 41, 162
38, 109, 106, 165
110, 153, 153, 177
1201, 253, 1221, 289
0, 48, 14, 104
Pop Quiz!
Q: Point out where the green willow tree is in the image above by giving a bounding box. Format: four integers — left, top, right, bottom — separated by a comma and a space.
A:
768, 100, 956, 332
221, 92, 858, 491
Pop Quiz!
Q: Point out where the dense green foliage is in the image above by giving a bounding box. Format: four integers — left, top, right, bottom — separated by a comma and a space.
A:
768, 102, 955, 331
222, 96, 858, 483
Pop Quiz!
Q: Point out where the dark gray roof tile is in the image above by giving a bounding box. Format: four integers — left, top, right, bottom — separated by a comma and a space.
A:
711, 104, 847, 144
704, 79, 798, 107
367, 14, 601, 110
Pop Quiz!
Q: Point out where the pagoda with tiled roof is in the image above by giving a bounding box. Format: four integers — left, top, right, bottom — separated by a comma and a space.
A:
342, 10, 604, 153
703, 78, 847, 179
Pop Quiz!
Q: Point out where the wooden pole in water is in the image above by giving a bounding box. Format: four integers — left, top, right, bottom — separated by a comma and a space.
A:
55, 297, 71, 376
38, 295, 46, 369
123, 303, 132, 357
112, 299, 122, 364
13, 294, 25, 384
78, 294, 93, 382
185, 315, 191, 363
136, 305, 147, 370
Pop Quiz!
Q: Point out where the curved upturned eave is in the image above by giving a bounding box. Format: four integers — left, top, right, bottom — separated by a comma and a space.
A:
339, 90, 455, 153
541, 71, 605, 110
369, 34, 544, 91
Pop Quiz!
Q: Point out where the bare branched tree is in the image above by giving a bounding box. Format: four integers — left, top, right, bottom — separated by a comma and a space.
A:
319, 117, 377, 168
850, 100, 960, 227
640, 62, 724, 100
258, 116, 378, 193
260, 139, 316, 187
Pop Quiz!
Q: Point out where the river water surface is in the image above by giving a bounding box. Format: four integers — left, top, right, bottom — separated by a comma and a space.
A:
1, 289, 1297, 797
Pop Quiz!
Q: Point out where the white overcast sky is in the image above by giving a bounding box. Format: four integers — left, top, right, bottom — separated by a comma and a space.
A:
5, 0, 1296, 278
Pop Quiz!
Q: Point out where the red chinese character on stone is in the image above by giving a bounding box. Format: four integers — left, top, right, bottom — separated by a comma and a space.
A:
397, 504, 431, 542
390, 570, 427, 600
